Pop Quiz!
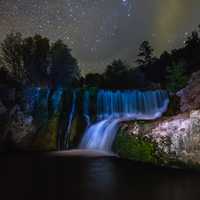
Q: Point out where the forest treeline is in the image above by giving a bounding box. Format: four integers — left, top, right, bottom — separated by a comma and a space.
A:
1, 24, 200, 92
0, 33, 80, 88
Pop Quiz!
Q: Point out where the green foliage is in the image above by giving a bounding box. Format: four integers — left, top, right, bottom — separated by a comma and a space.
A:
114, 132, 158, 163
166, 63, 187, 93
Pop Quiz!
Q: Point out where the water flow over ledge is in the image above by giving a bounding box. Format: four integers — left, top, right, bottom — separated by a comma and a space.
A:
80, 90, 169, 152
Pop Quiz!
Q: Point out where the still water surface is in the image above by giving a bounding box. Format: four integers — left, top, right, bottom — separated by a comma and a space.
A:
0, 153, 200, 200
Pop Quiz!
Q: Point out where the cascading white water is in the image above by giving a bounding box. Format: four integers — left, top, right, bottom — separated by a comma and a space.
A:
79, 90, 169, 152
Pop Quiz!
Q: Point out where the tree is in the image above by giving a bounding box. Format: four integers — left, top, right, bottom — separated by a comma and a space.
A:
50, 40, 80, 87
103, 59, 130, 89
136, 41, 154, 65
166, 62, 187, 93
23, 35, 50, 85
84, 73, 103, 88
104, 59, 128, 78
185, 31, 200, 49
1, 33, 24, 81
182, 30, 200, 68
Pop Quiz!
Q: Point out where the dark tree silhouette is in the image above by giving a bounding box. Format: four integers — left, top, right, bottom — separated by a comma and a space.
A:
84, 73, 103, 88
104, 59, 128, 78
136, 41, 154, 65
1, 33, 24, 81
0, 33, 81, 87
0, 67, 16, 86
166, 62, 187, 93
185, 31, 200, 49
1, 23, 200, 91
184, 31, 200, 66
23, 35, 50, 85
103, 59, 129, 89
50, 40, 80, 87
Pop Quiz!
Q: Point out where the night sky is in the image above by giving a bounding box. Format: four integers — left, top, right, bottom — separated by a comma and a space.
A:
0, 0, 200, 74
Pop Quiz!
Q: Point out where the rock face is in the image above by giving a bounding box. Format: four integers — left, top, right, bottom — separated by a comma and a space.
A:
2, 105, 36, 150
151, 110, 200, 164
119, 110, 200, 165
177, 70, 200, 112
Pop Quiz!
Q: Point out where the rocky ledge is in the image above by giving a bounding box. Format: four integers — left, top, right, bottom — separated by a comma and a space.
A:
115, 70, 200, 167
117, 110, 200, 165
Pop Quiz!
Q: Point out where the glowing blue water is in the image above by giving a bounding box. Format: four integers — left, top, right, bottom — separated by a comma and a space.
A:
51, 88, 63, 113
66, 91, 77, 135
23, 87, 41, 113
83, 91, 90, 127
24, 87, 63, 114
80, 90, 169, 152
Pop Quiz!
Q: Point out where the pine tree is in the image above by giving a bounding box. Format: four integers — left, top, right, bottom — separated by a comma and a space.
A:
166, 63, 187, 93
136, 41, 154, 65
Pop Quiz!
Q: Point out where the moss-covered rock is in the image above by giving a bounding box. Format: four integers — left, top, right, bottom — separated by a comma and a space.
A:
32, 114, 59, 151
114, 133, 156, 163
114, 110, 200, 169
114, 126, 169, 164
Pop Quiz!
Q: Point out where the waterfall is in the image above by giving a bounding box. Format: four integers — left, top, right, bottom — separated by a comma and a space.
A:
83, 91, 90, 127
24, 87, 41, 113
80, 90, 169, 152
64, 91, 77, 147
51, 88, 63, 113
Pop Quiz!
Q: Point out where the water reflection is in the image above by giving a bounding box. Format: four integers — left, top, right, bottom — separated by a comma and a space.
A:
1, 154, 200, 200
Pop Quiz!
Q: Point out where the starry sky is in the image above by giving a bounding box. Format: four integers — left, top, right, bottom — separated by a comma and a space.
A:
0, 0, 200, 74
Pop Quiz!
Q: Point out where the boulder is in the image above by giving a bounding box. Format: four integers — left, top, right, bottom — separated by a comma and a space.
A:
119, 110, 200, 165
177, 70, 200, 112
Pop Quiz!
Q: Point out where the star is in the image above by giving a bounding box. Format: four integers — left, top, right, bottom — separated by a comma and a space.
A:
0, 0, 199, 74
